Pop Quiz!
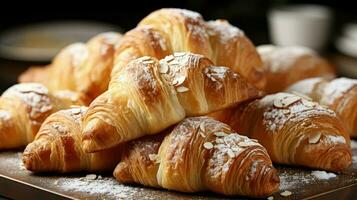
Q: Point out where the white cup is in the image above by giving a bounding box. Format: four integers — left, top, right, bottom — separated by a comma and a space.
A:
268, 4, 332, 51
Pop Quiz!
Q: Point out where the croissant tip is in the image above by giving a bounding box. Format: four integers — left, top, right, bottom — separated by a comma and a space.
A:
22, 151, 35, 171
329, 151, 352, 172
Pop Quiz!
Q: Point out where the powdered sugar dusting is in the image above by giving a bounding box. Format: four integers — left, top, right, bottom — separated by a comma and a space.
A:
204, 66, 232, 90
62, 106, 87, 124
287, 77, 325, 97
2, 83, 52, 119
67, 43, 89, 67
175, 9, 202, 21
0, 110, 11, 121
262, 93, 335, 132
141, 27, 168, 51
170, 9, 208, 42
100, 32, 121, 45
279, 170, 312, 191
207, 20, 244, 46
325, 135, 346, 144
57, 176, 139, 199
321, 78, 357, 106
53, 90, 81, 103
311, 170, 336, 180
351, 140, 357, 149
258, 45, 316, 73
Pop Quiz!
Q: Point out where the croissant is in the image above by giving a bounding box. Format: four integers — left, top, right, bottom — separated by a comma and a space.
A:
0, 83, 88, 150
23, 106, 122, 173
210, 92, 351, 172
112, 8, 266, 90
287, 77, 357, 138
114, 116, 279, 197
19, 32, 122, 100
82, 52, 262, 152
257, 45, 335, 93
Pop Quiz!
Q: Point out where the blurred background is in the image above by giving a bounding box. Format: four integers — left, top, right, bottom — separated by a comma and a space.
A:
0, 0, 357, 92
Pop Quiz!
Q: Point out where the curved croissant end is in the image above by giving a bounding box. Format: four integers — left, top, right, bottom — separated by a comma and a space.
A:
23, 107, 122, 173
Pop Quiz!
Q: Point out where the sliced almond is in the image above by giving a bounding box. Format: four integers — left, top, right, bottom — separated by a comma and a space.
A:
273, 99, 284, 108
199, 130, 206, 138
302, 99, 316, 107
159, 61, 169, 74
238, 141, 251, 147
282, 109, 291, 115
85, 174, 97, 180
174, 52, 186, 56
251, 139, 259, 143
281, 96, 301, 107
174, 75, 186, 86
199, 122, 205, 132
227, 149, 235, 158
267, 196, 274, 200
140, 56, 152, 61
143, 60, 154, 64
308, 132, 321, 144
176, 86, 189, 93
164, 55, 174, 62
203, 142, 214, 149
280, 190, 292, 197
71, 108, 82, 114
214, 132, 227, 137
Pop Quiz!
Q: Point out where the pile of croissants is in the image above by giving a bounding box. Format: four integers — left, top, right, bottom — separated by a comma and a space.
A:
0, 8, 355, 198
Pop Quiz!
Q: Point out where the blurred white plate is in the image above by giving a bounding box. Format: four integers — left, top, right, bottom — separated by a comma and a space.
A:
0, 21, 122, 62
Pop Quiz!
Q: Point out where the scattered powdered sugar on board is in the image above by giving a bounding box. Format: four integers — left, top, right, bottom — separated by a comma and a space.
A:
351, 140, 357, 149
279, 170, 312, 191
57, 176, 139, 199
311, 171, 336, 180
352, 156, 357, 163
0, 152, 25, 171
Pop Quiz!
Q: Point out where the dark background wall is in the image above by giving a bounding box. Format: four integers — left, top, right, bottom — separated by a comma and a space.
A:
0, 0, 356, 92
1, 0, 356, 45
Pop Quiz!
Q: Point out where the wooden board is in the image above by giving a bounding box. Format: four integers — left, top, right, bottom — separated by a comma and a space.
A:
1, 142, 357, 200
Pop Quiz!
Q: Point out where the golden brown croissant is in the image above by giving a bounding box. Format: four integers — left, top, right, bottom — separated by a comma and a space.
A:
82, 52, 262, 152
257, 45, 335, 93
113, 8, 266, 90
23, 106, 122, 173
0, 83, 88, 150
210, 92, 351, 172
287, 77, 357, 138
114, 117, 279, 197
19, 32, 122, 100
